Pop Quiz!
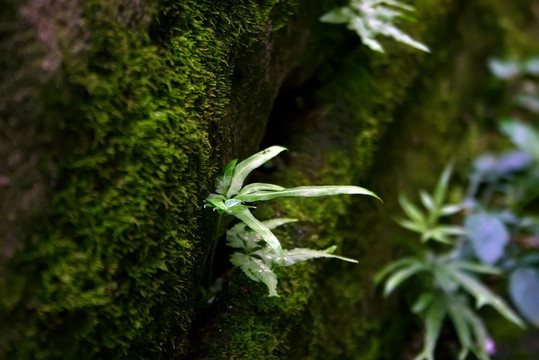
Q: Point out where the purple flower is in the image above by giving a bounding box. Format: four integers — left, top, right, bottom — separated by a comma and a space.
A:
485, 336, 496, 355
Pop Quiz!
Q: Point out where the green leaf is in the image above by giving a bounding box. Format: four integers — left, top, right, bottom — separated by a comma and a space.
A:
420, 227, 455, 245
281, 246, 358, 266
226, 222, 256, 250
440, 204, 462, 216
447, 299, 472, 360
322, 0, 429, 53
420, 225, 465, 244
224, 199, 243, 209
384, 262, 426, 296
204, 193, 228, 213
319, 7, 354, 24
215, 159, 238, 195
414, 297, 447, 360
450, 261, 501, 276
226, 218, 297, 251
253, 245, 358, 267
419, 190, 435, 210
237, 183, 286, 196
378, 21, 430, 52
262, 218, 299, 230
374, 257, 420, 284
449, 268, 525, 328
412, 292, 436, 314
229, 208, 284, 260
230, 252, 279, 297
433, 161, 454, 207
438, 226, 466, 236
235, 185, 381, 202
395, 218, 424, 233
226, 146, 287, 198
432, 264, 460, 293
500, 120, 539, 160
459, 306, 490, 360
399, 195, 425, 224
384, 0, 414, 11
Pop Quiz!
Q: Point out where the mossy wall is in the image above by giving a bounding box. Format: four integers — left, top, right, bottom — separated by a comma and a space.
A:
0, 0, 533, 359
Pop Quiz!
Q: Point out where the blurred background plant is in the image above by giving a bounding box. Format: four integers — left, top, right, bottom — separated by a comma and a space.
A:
376, 164, 524, 360
320, 0, 430, 53
376, 54, 539, 359
463, 55, 539, 329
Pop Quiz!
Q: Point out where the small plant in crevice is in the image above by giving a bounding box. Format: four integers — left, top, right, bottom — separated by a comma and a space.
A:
375, 164, 525, 360
320, 0, 430, 53
204, 145, 381, 297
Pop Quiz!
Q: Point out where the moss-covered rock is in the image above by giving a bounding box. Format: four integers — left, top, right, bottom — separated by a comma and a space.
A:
0, 0, 297, 357
0, 0, 534, 358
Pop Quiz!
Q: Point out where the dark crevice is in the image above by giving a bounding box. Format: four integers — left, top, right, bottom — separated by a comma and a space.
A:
260, 74, 322, 149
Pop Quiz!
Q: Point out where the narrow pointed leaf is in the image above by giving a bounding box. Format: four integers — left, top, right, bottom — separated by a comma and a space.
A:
421, 226, 466, 244
449, 269, 525, 328
384, 0, 415, 12
215, 159, 238, 194
412, 292, 436, 314
384, 262, 426, 296
459, 306, 490, 360
440, 204, 462, 216
399, 195, 425, 224
226, 146, 287, 198
230, 252, 279, 297
226, 222, 255, 250
450, 261, 502, 276
225, 199, 243, 209
230, 208, 284, 260
262, 218, 299, 229
235, 185, 381, 202
437, 226, 467, 236
238, 183, 286, 196
374, 257, 420, 284
395, 218, 424, 233
421, 228, 454, 245
433, 265, 460, 294
227, 218, 298, 251
434, 161, 454, 207
414, 297, 447, 360
447, 302, 472, 360
419, 190, 435, 210
281, 246, 358, 266
204, 193, 227, 212
319, 7, 353, 24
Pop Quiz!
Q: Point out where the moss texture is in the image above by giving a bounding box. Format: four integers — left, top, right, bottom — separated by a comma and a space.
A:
0, 0, 534, 359
0, 0, 296, 358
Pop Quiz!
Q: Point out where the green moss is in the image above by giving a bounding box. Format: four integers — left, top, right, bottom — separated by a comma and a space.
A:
0, 0, 296, 358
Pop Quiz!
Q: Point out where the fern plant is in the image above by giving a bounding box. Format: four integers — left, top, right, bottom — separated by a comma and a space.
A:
227, 219, 358, 297
375, 164, 524, 360
320, 0, 430, 53
205, 146, 381, 296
